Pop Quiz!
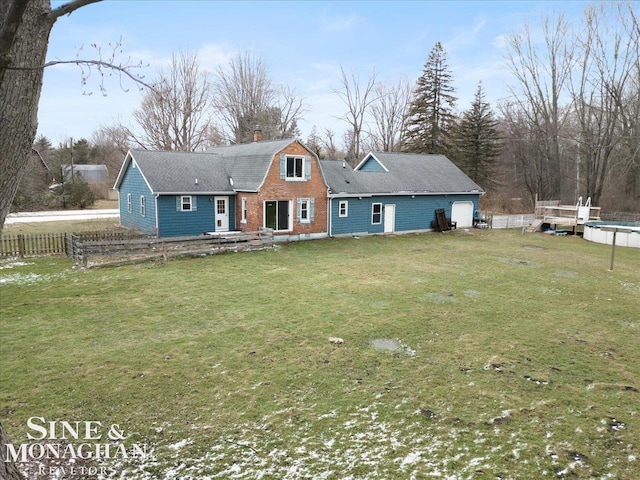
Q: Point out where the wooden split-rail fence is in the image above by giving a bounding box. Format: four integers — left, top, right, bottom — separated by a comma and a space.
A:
1, 229, 274, 267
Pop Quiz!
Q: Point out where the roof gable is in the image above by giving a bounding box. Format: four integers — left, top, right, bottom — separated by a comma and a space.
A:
354, 153, 389, 172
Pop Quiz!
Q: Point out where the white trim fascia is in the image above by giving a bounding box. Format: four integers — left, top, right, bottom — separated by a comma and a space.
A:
113, 150, 156, 195
354, 152, 389, 172
156, 191, 235, 196
113, 150, 133, 190
328, 191, 483, 198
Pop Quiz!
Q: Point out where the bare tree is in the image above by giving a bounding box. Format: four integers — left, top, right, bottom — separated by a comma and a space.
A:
321, 128, 341, 160
499, 100, 557, 204
368, 78, 411, 152
277, 84, 306, 139
212, 52, 306, 143
127, 51, 221, 151
0, 0, 149, 234
91, 125, 132, 186
213, 51, 275, 143
334, 66, 378, 163
568, 2, 639, 205
504, 13, 575, 200
613, 3, 640, 206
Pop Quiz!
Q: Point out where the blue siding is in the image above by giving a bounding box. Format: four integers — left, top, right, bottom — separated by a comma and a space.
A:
357, 156, 386, 172
330, 194, 479, 236
118, 163, 157, 235
157, 195, 236, 237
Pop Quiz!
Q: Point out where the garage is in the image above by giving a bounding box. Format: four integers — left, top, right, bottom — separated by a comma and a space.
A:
451, 201, 474, 228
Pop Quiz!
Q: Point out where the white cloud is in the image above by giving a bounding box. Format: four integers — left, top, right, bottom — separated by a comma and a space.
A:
319, 13, 363, 32
197, 43, 236, 73
492, 34, 508, 49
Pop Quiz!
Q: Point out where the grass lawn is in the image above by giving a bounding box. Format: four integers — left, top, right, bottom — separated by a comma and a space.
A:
2, 218, 124, 236
1, 230, 639, 479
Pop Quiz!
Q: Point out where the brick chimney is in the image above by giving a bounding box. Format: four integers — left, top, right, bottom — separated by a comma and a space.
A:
253, 129, 263, 142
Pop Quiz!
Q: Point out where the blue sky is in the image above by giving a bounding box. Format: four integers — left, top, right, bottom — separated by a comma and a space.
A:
39, 0, 592, 146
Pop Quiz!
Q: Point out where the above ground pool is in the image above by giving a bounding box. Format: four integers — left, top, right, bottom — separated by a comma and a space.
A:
583, 221, 640, 248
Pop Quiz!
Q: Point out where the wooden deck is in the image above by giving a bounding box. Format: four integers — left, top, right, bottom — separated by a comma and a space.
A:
531, 200, 601, 232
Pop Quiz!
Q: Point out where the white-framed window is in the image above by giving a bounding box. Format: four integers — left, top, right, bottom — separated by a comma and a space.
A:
371, 203, 382, 224
280, 155, 311, 181
287, 156, 304, 179
140, 196, 146, 217
241, 197, 247, 223
127, 193, 132, 213
339, 200, 348, 217
176, 196, 197, 212
297, 198, 315, 223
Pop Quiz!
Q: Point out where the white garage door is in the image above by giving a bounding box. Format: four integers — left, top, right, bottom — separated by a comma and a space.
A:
451, 201, 474, 228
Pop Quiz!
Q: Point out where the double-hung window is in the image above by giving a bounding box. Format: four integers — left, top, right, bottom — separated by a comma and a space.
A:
177, 195, 196, 212
297, 198, 314, 223
127, 193, 132, 213
339, 200, 348, 217
372, 203, 382, 224
241, 197, 247, 223
140, 196, 146, 217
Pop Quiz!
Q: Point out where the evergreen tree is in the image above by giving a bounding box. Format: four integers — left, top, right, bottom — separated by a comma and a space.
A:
63, 172, 95, 209
453, 82, 503, 187
402, 42, 457, 155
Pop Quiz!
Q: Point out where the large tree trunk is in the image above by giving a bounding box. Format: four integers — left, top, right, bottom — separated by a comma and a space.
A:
0, 421, 24, 480
0, 0, 54, 235
0, 0, 52, 474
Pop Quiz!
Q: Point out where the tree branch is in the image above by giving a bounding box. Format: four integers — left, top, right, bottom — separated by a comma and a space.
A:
46, 0, 102, 22
6, 56, 156, 94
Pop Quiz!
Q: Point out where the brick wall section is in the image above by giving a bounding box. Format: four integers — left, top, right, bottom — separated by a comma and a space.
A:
237, 141, 328, 235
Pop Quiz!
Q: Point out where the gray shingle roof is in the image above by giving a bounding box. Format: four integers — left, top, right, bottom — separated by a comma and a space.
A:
120, 139, 296, 194
208, 139, 294, 191
320, 152, 484, 195
62, 164, 109, 183
127, 150, 233, 193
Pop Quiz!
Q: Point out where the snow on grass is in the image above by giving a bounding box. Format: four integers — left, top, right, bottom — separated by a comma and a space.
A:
93, 404, 535, 479
0, 259, 70, 285
0, 259, 34, 269
0, 271, 67, 285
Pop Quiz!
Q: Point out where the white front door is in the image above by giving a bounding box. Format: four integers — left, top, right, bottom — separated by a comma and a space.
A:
384, 204, 396, 233
215, 196, 229, 232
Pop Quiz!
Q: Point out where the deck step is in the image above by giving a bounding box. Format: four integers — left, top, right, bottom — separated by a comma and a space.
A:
526, 219, 544, 233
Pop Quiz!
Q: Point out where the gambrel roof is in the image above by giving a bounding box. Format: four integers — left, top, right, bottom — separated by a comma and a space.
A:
320, 152, 484, 196
207, 138, 294, 191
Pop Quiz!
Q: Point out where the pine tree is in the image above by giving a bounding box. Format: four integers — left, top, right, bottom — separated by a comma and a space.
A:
402, 42, 457, 155
453, 82, 502, 187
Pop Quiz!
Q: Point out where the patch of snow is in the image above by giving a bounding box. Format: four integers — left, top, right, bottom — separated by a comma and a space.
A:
167, 438, 192, 451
